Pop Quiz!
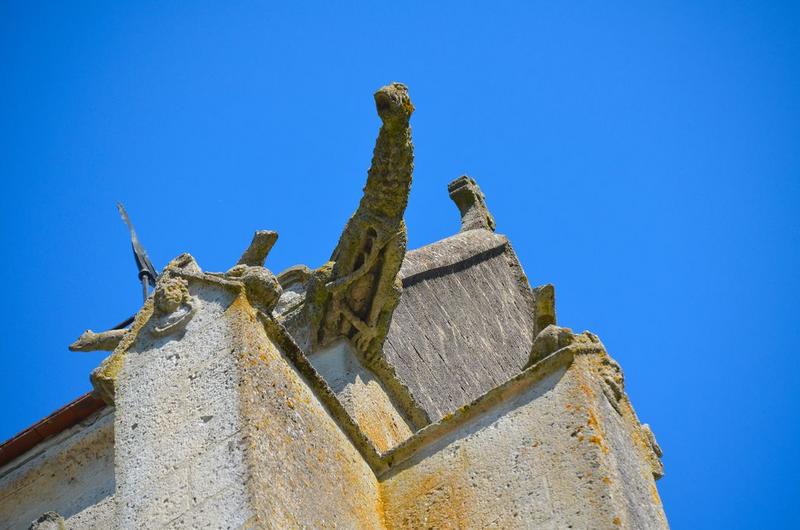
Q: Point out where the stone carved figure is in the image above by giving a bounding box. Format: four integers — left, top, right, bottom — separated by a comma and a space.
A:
151, 275, 198, 337
307, 82, 414, 364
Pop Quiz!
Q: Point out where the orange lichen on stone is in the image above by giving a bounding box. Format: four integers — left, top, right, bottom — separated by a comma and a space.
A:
589, 434, 609, 454
353, 403, 410, 453
587, 409, 600, 429
226, 294, 385, 529
382, 452, 472, 529
90, 296, 155, 404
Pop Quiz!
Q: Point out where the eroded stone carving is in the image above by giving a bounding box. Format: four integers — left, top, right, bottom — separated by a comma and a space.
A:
307, 82, 414, 364
28, 512, 65, 530
448, 175, 496, 232
69, 328, 128, 352
151, 276, 198, 337
225, 230, 282, 313
597, 351, 625, 415
641, 423, 665, 479
528, 324, 665, 479
528, 324, 577, 365
529, 325, 622, 409
273, 264, 311, 318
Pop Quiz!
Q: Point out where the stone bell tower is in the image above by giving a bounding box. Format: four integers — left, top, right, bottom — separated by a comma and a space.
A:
0, 83, 666, 529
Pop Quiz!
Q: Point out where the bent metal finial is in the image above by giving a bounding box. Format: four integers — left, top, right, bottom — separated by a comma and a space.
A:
69, 204, 158, 352
117, 202, 158, 301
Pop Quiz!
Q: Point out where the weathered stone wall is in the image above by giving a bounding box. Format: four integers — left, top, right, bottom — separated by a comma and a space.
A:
232, 298, 385, 528
0, 409, 115, 530
1, 316, 665, 530
307, 339, 414, 452
114, 277, 254, 529
113, 270, 383, 529
379, 349, 667, 529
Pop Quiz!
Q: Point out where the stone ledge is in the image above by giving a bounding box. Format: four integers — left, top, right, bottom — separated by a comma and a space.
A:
399, 229, 508, 282
380, 345, 577, 475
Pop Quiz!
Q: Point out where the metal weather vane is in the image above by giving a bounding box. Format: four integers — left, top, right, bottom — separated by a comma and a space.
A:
69, 204, 160, 352
117, 202, 158, 301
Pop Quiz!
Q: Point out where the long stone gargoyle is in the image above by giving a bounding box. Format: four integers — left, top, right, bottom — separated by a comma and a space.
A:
307, 82, 414, 366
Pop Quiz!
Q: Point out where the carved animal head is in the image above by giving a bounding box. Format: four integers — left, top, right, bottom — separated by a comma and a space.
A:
374, 82, 414, 128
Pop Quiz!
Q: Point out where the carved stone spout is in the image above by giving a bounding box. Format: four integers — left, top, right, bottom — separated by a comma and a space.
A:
226, 230, 282, 313
69, 328, 128, 352
236, 230, 278, 267
307, 82, 414, 364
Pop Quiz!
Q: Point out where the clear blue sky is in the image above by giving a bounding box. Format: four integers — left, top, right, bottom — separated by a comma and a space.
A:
1, 2, 797, 527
